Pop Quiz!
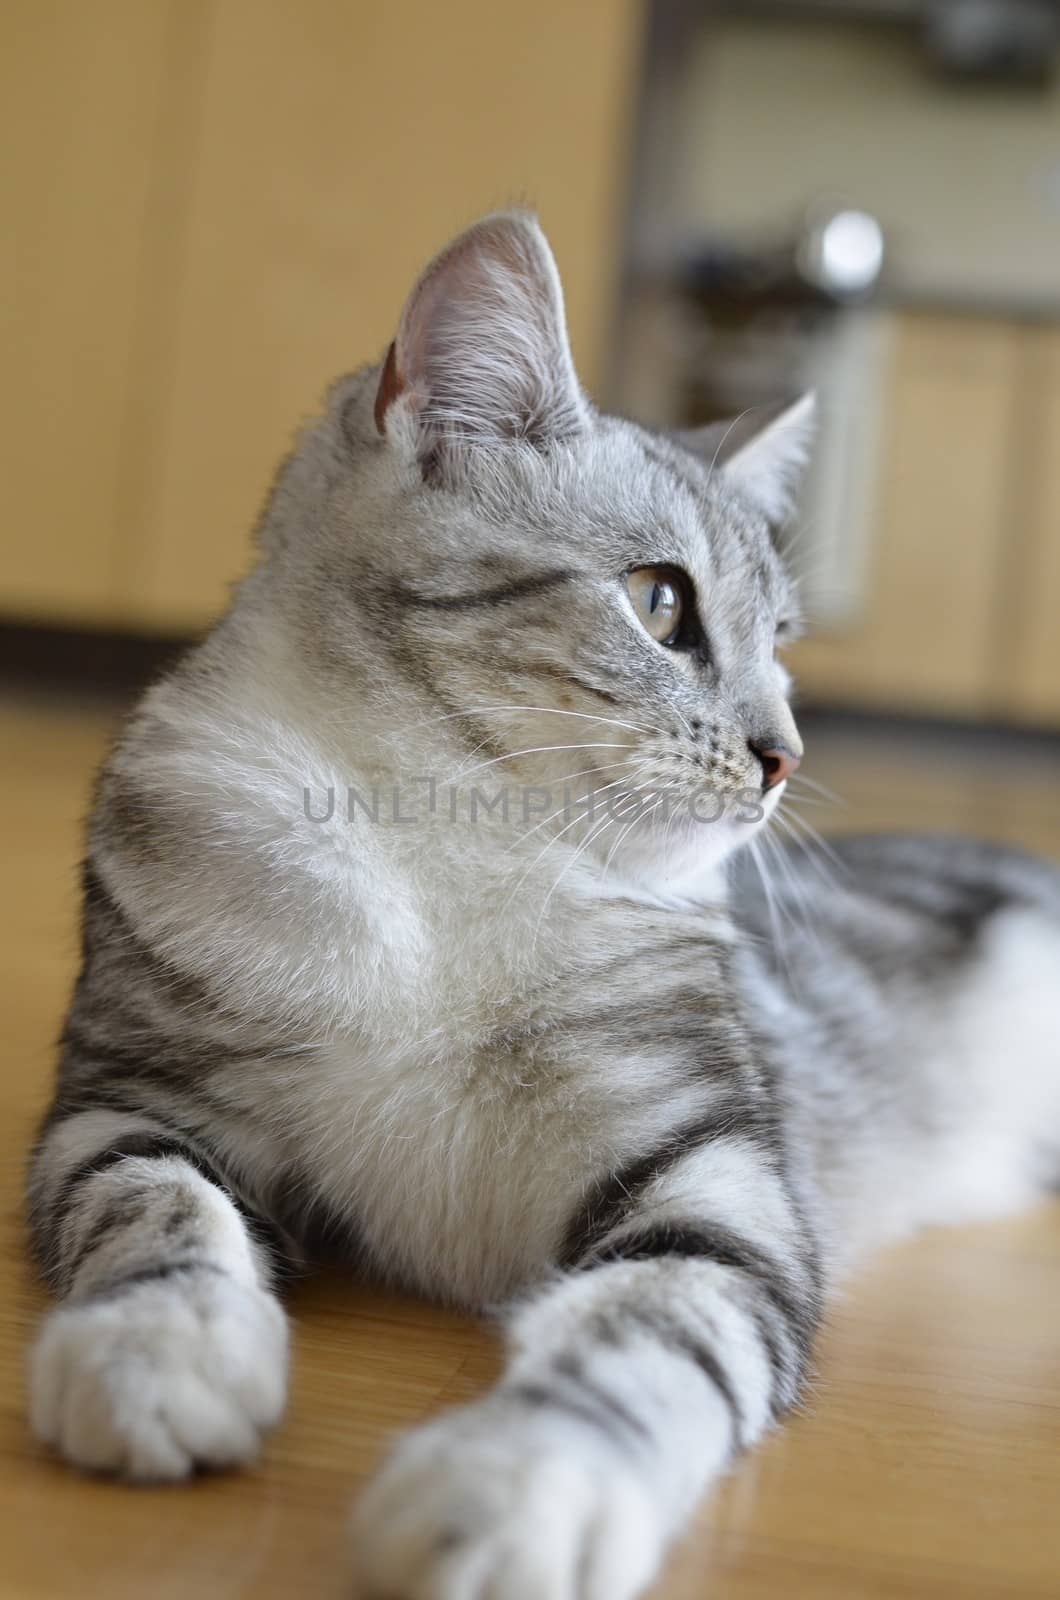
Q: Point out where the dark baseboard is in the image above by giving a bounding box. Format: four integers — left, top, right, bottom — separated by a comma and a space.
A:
0, 620, 194, 703
796, 701, 1060, 755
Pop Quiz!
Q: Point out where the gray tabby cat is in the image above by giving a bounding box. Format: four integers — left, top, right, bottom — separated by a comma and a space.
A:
27, 211, 1060, 1599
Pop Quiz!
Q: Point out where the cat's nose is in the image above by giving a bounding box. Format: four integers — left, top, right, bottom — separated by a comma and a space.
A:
750, 741, 801, 792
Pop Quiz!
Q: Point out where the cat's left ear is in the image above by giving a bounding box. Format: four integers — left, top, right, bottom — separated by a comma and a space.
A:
374, 210, 589, 468
678, 394, 816, 525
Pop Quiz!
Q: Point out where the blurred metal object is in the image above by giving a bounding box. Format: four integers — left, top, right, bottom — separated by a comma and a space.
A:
721, 0, 1060, 82
925, 0, 1059, 84
796, 207, 885, 298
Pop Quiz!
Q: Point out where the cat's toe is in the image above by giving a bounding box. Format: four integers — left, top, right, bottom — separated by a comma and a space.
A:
351, 1397, 663, 1600
29, 1268, 288, 1480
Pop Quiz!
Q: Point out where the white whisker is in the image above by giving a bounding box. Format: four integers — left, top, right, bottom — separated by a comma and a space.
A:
539, 809, 622, 918
506, 769, 656, 904
505, 761, 645, 853
778, 803, 849, 875
451, 742, 636, 784
601, 794, 661, 878
787, 772, 845, 806
748, 836, 794, 985
389, 704, 654, 740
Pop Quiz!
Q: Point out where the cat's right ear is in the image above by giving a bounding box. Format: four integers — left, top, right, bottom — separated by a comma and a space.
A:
676, 396, 816, 527
373, 211, 588, 471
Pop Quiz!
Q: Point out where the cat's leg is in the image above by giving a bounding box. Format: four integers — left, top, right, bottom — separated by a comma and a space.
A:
27, 1106, 289, 1480
352, 1141, 821, 1600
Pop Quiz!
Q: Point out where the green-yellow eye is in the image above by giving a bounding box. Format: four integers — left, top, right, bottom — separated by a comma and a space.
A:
626, 566, 684, 645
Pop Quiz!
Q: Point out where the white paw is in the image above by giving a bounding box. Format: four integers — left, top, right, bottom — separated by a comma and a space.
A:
351, 1396, 664, 1600
29, 1267, 288, 1480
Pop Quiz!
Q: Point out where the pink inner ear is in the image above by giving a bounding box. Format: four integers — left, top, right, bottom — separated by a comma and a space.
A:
371, 210, 586, 454
374, 341, 406, 435
395, 225, 511, 394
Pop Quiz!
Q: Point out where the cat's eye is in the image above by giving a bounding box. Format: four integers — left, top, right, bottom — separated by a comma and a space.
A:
626, 566, 686, 646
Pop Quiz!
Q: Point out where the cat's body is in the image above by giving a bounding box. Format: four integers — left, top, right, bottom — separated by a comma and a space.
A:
27, 214, 1060, 1598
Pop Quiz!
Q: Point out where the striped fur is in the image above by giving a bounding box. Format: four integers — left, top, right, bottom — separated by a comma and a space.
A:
25, 213, 1060, 1597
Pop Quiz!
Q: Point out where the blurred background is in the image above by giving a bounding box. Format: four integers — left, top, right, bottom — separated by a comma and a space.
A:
3, 0, 1060, 820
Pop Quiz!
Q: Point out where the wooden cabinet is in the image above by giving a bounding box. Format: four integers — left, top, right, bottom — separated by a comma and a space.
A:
1009, 330, 1060, 725
789, 313, 1060, 728
2, 0, 640, 632
2, 1, 181, 626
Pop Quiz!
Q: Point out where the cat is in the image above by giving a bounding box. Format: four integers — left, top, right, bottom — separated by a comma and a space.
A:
26, 210, 1060, 1599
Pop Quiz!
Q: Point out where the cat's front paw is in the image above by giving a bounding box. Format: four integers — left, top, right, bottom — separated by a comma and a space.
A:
29, 1267, 288, 1480
351, 1395, 664, 1600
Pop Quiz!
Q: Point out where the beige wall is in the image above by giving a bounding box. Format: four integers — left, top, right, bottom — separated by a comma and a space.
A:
678, 18, 1060, 306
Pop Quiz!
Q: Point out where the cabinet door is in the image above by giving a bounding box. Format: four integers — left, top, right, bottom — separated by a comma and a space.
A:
789, 314, 1021, 719
124, 0, 639, 631
1008, 328, 1060, 728
0, 1, 182, 625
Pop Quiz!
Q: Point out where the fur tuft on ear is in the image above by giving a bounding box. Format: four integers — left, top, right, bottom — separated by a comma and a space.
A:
677, 394, 816, 524
374, 210, 588, 468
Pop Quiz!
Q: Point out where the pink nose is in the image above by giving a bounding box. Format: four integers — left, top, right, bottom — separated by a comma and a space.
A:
752, 744, 801, 791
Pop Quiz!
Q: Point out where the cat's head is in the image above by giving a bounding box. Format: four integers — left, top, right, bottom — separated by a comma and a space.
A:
292, 211, 812, 893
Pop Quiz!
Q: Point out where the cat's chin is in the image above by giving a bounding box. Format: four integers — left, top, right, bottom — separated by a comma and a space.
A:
597, 780, 785, 904
598, 813, 760, 905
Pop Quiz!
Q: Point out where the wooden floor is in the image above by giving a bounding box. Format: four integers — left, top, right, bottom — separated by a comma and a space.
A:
2, 688, 1059, 1599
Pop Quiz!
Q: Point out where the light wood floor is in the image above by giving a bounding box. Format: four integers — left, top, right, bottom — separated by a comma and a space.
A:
2, 689, 1058, 1599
